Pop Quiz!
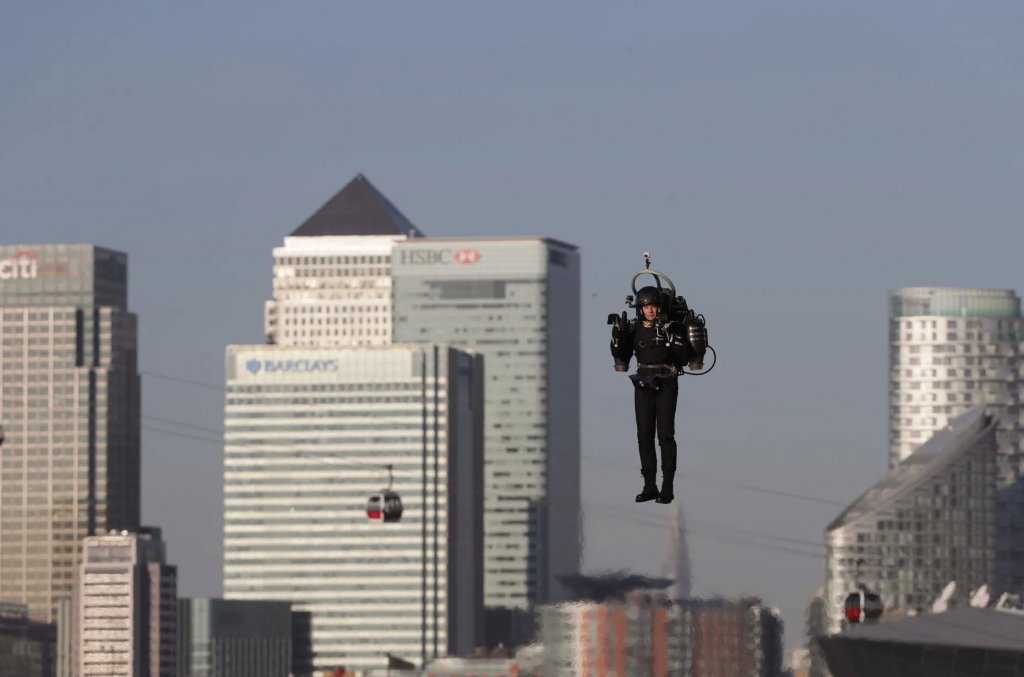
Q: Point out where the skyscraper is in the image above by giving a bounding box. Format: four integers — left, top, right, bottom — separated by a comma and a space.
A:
392, 237, 581, 642
263, 174, 423, 348
222, 344, 484, 673
0, 244, 140, 623
177, 598, 293, 677
888, 287, 1024, 587
663, 504, 692, 600
256, 176, 581, 646
78, 528, 177, 677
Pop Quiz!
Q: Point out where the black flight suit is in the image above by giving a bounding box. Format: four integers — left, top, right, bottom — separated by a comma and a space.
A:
611, 316, 689, 502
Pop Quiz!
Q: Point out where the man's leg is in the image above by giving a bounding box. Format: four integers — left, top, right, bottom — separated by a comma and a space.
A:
634, 386, 659, 502
654, 378, 679, 504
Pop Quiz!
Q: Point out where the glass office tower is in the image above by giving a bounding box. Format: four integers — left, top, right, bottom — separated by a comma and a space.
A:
0, 244, 140, 623
392, 237, 581, 642
223, 344, 483, 673
177, 598, 292, 677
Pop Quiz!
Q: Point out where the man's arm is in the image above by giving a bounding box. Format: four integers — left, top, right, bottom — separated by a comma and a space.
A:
609, 311, 633, 371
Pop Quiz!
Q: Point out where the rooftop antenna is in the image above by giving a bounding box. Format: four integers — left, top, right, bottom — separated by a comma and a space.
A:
932, 580, 956, 613
970, 584, 991, 609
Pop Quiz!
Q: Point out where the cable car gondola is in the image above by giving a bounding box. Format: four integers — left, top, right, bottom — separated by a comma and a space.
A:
843, 589, 883, 625
365, 464, 403, 523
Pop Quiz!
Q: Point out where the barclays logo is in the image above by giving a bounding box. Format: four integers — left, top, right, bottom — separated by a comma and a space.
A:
244, 358, 340, 375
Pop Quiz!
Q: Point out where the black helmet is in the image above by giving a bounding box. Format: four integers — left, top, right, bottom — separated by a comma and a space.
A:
636, 286, 663, 317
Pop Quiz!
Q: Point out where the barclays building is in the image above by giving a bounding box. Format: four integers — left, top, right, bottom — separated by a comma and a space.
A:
222, 344, 484, 673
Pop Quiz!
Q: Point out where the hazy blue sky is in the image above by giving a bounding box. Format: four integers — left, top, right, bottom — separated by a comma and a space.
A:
3, 1, 1024, 654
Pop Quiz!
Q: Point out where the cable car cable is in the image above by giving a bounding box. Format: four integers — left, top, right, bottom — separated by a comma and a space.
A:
582, 453, 847, 507
141, 370, 226, 392
143, 415, 223, 436
586, 506, 824, 560
142, 426, 224, 446
142, 359, 847, 521
583, 501, 826, 558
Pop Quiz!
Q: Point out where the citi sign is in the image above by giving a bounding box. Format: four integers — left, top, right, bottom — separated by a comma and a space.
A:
399, 248, 482, 265
246, 358, 339, 375
0, 251, 38, 280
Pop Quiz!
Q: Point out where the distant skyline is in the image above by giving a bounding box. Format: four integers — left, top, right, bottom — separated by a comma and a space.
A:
3, 1, 1024, 654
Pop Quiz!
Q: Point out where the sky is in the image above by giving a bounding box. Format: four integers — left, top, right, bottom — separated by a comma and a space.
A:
3, 1, 1024, 655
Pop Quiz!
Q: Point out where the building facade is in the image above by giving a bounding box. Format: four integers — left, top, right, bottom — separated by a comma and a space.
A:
255, 176, 581, 647
0, 601, 56, 677
538, 587, 784, 677
265, 234, 413, 348
827, 406, 997, 631
889, 288, 1022, 465
686, 598, 785, 677
177, 598, 292, 677
0, 244, 140, 624
78, 529, 177, 677
222, 344, 484, 674
392, 237, 581, 639
888, 288, 1023, 588
263, 174, 423, 348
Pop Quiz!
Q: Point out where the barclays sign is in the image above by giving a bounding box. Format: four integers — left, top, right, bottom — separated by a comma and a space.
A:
245, 358, 339, 375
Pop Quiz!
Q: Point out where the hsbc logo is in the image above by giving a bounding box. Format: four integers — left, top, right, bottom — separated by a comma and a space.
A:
0, 250, 38, 281
399, 248, 482, 266
452, 249, 481, 264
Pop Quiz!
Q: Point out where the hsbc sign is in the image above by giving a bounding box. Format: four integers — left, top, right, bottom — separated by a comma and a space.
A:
399, 248, 482, 266
0, 251, 38, 281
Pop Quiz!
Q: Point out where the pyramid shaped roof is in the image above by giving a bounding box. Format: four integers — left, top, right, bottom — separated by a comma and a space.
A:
290, 174, 425, 238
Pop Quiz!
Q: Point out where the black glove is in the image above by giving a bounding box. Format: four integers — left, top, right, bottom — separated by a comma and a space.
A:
610, 311, 627, 340
611, 311, 630, 372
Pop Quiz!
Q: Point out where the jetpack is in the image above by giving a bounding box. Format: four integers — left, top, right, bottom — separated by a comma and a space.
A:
608, 252, 716, 375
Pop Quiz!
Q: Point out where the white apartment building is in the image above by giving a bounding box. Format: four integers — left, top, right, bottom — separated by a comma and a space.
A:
889, 287, 1024, 588
78, 529, 177, 677
222, 345, 483, 673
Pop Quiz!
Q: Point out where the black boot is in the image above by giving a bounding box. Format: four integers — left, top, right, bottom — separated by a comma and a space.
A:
655, 472, 674, 504
635, 473, 660, 502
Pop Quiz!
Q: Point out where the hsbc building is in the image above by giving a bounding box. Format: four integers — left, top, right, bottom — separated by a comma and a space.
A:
392, 237, 581, 643
230, 174, 582, 654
